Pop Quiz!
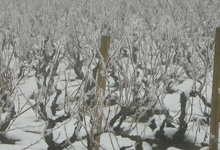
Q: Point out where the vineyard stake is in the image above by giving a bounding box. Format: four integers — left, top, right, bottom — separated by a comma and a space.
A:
95, 36, 110, 150
210, 27, 220, 150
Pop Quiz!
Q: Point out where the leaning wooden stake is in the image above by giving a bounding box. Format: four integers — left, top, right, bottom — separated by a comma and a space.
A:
210, 27, 220, 150
95, 36, 110, 150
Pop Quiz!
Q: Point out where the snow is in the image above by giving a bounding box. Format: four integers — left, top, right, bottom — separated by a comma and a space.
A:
143, 142, 152, 150
2, 74, 212, 149
100, 133, 135, 150
167, 147, 182, 150
0, 0, 219, 150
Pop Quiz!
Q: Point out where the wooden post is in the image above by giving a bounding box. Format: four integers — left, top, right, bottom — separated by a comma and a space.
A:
95, 36, 110, 150
210, 27, 220, 150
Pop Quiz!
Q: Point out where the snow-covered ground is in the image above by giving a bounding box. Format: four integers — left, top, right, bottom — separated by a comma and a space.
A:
1, 0, 220, 150
0, 49, 215, 150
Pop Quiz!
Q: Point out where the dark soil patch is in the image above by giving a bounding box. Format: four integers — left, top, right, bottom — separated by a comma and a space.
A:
0, 136, 20, 145
144, 138, 201, 150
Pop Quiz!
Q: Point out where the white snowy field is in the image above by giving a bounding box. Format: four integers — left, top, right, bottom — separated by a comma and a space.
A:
0, 50, 215, 150
1, 0, 220, 150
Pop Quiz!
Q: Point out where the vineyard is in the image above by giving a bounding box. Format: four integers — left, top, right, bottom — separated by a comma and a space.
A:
0, 0, 219, 150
